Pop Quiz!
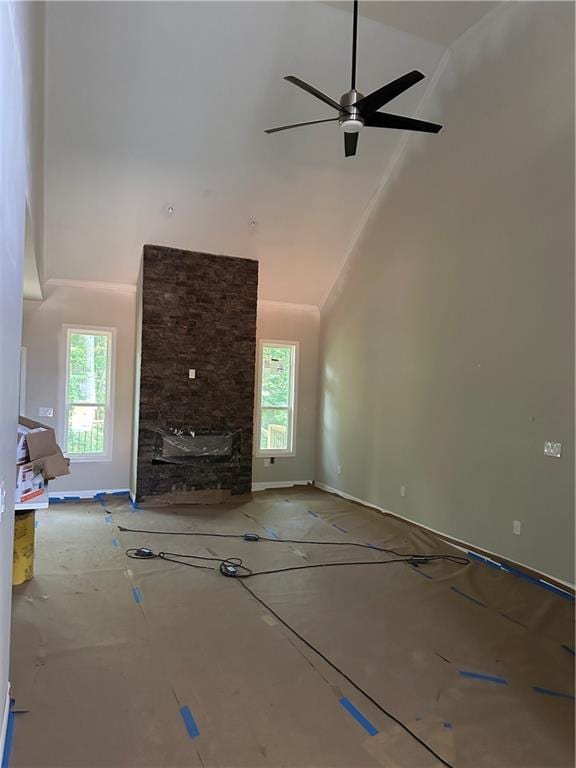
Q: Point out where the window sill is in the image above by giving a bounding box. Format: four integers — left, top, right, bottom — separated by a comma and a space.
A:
256, 452, 296, 459
67, 454, 113, 464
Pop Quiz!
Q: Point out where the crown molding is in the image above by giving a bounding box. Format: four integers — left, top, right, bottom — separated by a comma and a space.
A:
258, 299, 319, 314
45, 278, 137, 295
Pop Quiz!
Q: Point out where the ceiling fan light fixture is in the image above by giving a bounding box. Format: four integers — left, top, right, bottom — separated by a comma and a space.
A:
341, 117, 363, 133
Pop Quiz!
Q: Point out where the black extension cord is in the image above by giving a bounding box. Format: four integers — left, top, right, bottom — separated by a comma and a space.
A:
123, 529, 468, 768
119, 526, 469, 566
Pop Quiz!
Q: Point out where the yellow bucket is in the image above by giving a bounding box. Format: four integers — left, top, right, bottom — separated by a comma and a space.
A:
13, 512, 35, 585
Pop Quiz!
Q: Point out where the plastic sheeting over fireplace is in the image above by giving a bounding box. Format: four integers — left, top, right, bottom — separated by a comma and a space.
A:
152, 426, 241, 464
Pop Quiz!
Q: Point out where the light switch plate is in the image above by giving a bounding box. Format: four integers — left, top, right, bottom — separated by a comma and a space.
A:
188, 369, 196, 379
39, 407, 54, 418
544, 441, 562, 458
513, 520, 521, 535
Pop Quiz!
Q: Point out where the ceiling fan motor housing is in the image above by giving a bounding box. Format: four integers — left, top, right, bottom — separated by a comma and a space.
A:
339, 89, 364, 132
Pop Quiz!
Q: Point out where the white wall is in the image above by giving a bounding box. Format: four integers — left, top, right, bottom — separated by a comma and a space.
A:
317, 2, 575, 583
253, 303, 319, 486
22, 284, 136, 493
0, 0, 44, 750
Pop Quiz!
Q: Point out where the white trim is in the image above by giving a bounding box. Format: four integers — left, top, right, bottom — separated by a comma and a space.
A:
48, 488, 130, 499
314, 482, 575, 593
258, 300, 319, 314
252, 481, 311, 492
255, 340, 299, 457
319, 47, 452, 310
61, 325, 116, 462
0, 684, 11, 767
46, 278, 137, 295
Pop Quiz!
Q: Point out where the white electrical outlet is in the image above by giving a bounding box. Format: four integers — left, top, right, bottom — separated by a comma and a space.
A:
39, 407, 54, 418
513, 520, 522, 535
263, 458, 270, 468
337, 465, 342, 475
400, 486, 406, 497
188, 369, 196, 379
544, 441, 561, 458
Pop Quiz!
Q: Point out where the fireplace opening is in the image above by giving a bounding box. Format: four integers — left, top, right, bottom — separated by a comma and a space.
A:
152, 426, 240, 465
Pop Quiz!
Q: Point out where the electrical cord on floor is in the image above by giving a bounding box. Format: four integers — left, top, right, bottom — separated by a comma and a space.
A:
126, 546, 468, 578
124, 540, 462, 767
118, 525, 469, 565
237, 578, 455, 768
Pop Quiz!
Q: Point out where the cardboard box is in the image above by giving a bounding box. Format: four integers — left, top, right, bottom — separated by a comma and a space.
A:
16, 417, 70, 503
15, 462, 45, 504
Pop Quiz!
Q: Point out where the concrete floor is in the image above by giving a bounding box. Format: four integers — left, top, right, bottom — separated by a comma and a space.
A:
9, 487, 575, 767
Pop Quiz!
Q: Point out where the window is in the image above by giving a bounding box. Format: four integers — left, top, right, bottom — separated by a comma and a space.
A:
256, 341, 297, 456
63, 327, 114, 461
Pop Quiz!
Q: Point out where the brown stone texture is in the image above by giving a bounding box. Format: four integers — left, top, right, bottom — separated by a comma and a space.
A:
136, 245, 258, 499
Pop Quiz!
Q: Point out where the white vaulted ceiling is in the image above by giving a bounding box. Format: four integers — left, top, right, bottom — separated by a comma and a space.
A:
44, 2, 494, 305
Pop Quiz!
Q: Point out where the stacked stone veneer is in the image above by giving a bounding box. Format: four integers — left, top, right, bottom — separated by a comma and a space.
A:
135, 245, 258, 499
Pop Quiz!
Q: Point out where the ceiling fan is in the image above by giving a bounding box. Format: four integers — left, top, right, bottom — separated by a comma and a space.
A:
265, 0, 442, 157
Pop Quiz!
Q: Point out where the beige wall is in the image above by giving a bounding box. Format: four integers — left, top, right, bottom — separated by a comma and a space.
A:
23, 285, 136, 493
317, 2, 575, 583
253, 303, 319, 486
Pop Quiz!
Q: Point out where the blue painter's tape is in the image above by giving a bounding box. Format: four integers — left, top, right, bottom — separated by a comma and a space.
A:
104, 516, 112, 525
561, 644, 575, 656
500, 613, 527, 628
111, 490, 130, 497
307, 510, 317, 517
339, 697, 379, 737
332, 524, 348, 533
533, 686, 575, 701
459, 669, 507, 685
65, 496, 82, 502
130, 498, 140, 510
132, 586, 142, 605
1, 699, 16, 768
112, 538, 120, 548
34, 520, 39, 529
468, 551, 574, 602
265, 527, 280, 540
411, 565, 433, 579
451, 586, 487, 608
49, 497, 63, 504
180, 705, 200, 739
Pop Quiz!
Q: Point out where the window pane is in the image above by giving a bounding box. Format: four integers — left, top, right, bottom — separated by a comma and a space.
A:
260, 408, 289, 451
67, 405, 106, 454
69, 332, 109, 404
261, 346, 292, 408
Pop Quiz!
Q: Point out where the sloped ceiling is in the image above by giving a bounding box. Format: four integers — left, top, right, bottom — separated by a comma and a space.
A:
44, 2, 493, 305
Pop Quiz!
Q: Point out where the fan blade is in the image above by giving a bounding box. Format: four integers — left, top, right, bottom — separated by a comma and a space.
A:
365, 112, 442, 133
265, 117, 339, 134
284, 76, 345, 113
354, 71, 425, 115
344, 131, 358, 157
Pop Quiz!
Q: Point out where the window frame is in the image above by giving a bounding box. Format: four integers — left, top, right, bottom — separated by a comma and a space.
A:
61, 324, 116, 463
255, 339, 298, 458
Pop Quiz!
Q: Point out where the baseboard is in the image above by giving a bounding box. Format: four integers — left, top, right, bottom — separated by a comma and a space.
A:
48, 488, 130, 500
252, 480, 312, 492
314, 482, 575, 594
0, 685, 11, 768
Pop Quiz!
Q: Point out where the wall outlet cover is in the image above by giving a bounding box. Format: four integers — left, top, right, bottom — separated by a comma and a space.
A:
544, 441, 561, 458
513, 520, 522, 535
39, 407, 54, 418
188, 369, 196, 379
400, 485, 406, 497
